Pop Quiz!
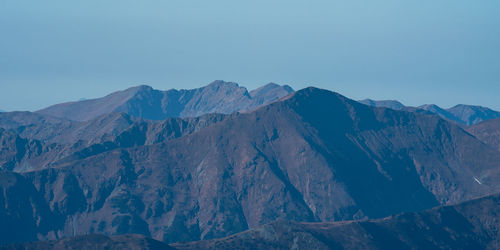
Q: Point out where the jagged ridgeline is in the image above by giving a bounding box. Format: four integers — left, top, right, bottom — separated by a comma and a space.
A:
36, 81, 294, 121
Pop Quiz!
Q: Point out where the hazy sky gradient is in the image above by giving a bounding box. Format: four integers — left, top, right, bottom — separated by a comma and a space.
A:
1, 0, 499, 111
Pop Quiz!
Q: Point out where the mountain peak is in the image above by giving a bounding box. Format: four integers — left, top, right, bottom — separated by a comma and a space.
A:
284, 87, 351, 109
449, 104, 495, 112
123, 85, 155, 94
263, 82, 280, 87
294, 86, 342, 97
447, 104, 500, 126
419, 104, 442, 110
359, 99, 405, 110
249, 83, 295, 106
206, 80, 241, 89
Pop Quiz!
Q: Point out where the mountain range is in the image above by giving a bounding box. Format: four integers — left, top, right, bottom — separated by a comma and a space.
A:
37, 81, 293, 121
0, 82, 499, 248
360, 99, 500, 126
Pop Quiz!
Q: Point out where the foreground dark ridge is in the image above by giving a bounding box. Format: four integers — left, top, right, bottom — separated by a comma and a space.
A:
36, 81, 294, 121
1, 234, 173, 250
174, 192, 500, 249
3, 193, 499, 250
0, 87, 500, 244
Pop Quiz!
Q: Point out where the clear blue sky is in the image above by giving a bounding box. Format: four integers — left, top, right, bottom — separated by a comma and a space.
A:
1, 0, 499, 111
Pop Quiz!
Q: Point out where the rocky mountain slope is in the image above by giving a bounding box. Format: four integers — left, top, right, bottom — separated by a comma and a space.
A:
175, 192, 500, 250
1, 87, 499, 245
468, 118, 500, 151
0, 112, 228, 172
36, 81, 294, 121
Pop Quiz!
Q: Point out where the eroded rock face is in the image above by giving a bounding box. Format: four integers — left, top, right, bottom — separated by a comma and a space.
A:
0, 87, 499, 245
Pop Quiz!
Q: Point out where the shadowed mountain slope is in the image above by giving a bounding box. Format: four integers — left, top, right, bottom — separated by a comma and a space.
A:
0, 171, 56, 245
1, 234, 172, 250
36, 81, 294, 121
175, 192, 500, 250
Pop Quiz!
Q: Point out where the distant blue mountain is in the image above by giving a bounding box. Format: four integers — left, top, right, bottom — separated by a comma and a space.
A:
418, 104, 464, 124
447, 104, 500, 126
359, 99, 500, 126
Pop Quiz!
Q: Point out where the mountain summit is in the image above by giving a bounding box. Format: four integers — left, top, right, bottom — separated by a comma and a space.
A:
36, 81, 294, 121
358, 99, 405, 110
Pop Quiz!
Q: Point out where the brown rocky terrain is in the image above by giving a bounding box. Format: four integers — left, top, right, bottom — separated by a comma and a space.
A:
0, 87, 499, 246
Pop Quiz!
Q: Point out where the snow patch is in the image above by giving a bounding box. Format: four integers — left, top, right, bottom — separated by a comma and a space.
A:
473, 176, 482, 185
